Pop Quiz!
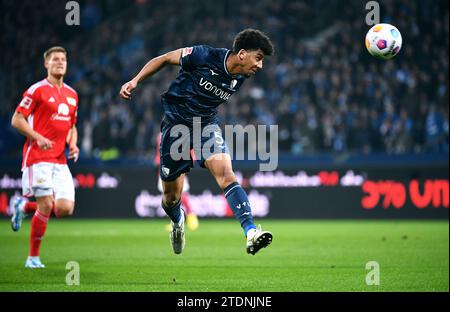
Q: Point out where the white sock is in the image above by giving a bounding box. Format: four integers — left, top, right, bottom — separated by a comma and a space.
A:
246, 228, 257, 240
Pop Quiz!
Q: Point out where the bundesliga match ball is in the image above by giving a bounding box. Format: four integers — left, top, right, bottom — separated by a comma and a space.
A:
365, 23, 402, 60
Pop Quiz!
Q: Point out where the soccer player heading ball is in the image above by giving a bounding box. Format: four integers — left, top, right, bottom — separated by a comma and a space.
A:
120, 29, 274, 255
10, 47, 79, 268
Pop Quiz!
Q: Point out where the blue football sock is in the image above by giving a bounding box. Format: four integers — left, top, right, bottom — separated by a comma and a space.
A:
224, 182, 256, 236
162, 199, 182, 224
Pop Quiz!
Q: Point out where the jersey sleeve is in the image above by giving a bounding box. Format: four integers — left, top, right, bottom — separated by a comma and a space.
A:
180, 45, 211, 71
16, 89, 38, 118
72, 93, 79, 126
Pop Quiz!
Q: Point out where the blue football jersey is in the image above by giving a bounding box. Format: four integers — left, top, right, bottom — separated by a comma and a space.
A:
162, 45, 246, 125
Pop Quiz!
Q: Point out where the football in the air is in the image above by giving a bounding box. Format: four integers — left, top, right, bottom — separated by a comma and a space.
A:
365, 23, 402, 60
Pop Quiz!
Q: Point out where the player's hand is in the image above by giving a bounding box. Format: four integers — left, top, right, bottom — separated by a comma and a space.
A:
119, 79, 138, 100
36, 135, 54, 151
68, 144, 80, 162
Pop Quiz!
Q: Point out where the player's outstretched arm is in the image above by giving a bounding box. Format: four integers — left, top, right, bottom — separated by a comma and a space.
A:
11, 111, 54, 150
119, 48, 182, 99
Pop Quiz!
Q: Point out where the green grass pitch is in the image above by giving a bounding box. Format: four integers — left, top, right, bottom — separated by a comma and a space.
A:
0, 219, 448, 291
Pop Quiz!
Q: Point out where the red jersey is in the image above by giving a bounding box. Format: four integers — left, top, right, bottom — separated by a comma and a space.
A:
16, 78, 78, 169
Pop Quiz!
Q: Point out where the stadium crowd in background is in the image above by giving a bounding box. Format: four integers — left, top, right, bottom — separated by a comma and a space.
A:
1, 0, 448, 161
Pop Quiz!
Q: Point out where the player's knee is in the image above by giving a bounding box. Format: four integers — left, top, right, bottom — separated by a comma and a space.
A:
55, 208, 74, 218
54, 202, 74, 217
162, 192, 181, 207
57, 207, 74, 217
218, 170, 237, 190
37, 197, 53, 215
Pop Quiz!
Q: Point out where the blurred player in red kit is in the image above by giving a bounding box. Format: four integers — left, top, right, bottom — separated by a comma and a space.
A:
154, 133, 199, 230
10, 46, 79, 268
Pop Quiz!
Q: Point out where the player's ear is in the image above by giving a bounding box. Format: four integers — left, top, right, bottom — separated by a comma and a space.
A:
237, 49, 247, 61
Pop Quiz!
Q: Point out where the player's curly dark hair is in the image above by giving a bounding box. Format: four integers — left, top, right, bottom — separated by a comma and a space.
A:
233, 29, 274, 56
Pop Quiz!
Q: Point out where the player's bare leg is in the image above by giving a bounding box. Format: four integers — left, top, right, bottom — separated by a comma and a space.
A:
162, 174, 186, 254
205, 153, 273, 255
54, 199, 74, 217
25, 195, 53, 268
162, 177, 198, 231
